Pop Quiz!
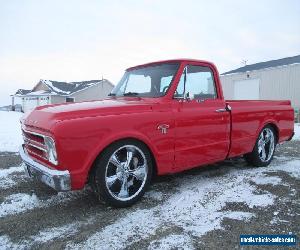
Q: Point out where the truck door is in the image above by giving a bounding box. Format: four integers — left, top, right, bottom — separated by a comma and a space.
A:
173, 64, 230, 171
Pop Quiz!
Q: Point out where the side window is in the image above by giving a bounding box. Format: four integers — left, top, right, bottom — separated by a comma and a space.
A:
175, 65, 217, 100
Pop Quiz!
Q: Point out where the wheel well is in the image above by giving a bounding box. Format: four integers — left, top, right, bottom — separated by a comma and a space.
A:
266, 123, 279, 143
88, 137, 158, 183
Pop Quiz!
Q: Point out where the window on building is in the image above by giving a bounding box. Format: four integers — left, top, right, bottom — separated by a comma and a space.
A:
66, 97, 75, 103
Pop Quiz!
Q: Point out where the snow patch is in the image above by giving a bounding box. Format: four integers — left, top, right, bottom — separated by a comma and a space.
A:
0, 165, 24, 178
0, 164, 24, 189
268, 159, 300, 178
24, 90, 56, 96
67, 209, 161, 250
0, 190, 87, 218
148, 234, 194, 250
42, 80, 71, 95
251, 175, 282, 185
0, 235, 27, 250
0, 111, 23, 152
144, 190, 164, 201
69, 164, 278, 249
0, 193, 40, 218
224, 211, 253, 221
32, 223, 79, 243
160, 173, 274, 236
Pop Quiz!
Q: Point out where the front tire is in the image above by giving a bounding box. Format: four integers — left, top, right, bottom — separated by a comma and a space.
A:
90, 139, 153, 207
244, 126, 276, 167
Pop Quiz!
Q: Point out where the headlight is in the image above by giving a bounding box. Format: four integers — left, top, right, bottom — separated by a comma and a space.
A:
44, 136, 58, 165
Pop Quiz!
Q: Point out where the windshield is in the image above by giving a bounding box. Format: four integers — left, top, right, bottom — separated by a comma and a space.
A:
110, 63, 180, 97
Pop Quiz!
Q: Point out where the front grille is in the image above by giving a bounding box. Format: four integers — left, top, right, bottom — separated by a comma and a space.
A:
22, 128, 47, 160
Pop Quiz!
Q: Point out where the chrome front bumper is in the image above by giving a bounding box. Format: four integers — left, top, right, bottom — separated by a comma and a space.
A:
19, 145, 71, 191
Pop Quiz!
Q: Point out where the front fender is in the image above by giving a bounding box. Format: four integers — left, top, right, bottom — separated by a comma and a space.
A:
85, 130, 159, 175
52, 111, 174, 189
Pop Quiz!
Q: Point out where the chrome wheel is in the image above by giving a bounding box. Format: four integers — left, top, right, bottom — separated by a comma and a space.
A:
105, 145, 148, 201
257, 127, 275, 162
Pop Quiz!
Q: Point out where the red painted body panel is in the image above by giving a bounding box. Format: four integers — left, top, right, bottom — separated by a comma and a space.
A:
226, 100, 294, 158
21, 59, 295, 190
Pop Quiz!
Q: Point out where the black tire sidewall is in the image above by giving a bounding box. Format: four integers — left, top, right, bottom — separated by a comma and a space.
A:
92, 139, 153, 207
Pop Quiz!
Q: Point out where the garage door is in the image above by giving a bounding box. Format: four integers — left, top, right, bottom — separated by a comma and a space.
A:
39, 97, 49, 106
234, 79, 260, 100
23, 97, 38, 113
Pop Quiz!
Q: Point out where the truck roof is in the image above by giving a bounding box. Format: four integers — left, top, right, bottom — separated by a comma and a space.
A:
126, 59, 216, 71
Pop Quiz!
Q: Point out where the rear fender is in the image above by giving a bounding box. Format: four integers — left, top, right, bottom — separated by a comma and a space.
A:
255, 119, 279, 143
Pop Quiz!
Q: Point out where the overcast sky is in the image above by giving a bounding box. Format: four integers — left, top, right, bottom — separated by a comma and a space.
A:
0, 0, 299, 105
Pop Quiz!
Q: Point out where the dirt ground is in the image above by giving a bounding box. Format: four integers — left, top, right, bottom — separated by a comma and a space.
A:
0, 141, 299, 250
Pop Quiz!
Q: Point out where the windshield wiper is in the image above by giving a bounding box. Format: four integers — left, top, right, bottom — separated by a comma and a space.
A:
123, 92, 139, 96
108, 93, 116, 96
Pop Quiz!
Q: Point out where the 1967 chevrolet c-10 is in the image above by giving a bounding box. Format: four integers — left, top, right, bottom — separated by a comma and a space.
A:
20, 59, 294, 207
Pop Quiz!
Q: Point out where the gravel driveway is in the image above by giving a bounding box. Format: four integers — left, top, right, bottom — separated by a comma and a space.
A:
0, 141, 299, 249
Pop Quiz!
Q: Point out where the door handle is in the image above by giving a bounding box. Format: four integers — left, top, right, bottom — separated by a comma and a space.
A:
215, 108, 227, 113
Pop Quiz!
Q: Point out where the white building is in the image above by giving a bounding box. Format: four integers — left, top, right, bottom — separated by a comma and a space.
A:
220, 55, 300, 120
12, 79, 114, 113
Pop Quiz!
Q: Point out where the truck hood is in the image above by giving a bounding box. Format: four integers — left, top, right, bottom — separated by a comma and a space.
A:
22, 98, 155, 131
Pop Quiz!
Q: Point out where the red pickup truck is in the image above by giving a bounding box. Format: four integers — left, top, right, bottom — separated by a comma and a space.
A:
20, 59, 294, 207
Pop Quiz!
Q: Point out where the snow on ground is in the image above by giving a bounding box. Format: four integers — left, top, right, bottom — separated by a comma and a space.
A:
31, 223, 80, 244
0, 193, 41, 218
293, 123, 300, 140
66, 158, 300, 249
0, 111, 23, 152
0, 154, 299, 249
0, 235, 27, 250
0, 164, 24, 189
148, 234, 194, 250
0, 187, 88, 218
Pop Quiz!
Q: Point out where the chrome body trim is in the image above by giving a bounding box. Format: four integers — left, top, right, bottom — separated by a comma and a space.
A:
215, 108, 227, 113
22, 127, 46, 138
19, 145, 71, 191
23, 139, 47, 152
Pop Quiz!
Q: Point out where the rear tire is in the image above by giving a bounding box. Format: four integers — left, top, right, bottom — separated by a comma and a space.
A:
90, 139, 153, 207
244, 126, 276, 167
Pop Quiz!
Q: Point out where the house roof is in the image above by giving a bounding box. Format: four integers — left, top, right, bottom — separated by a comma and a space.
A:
41, 79, 113, 95
222, 55, 300, 75
15, 89, 32, 95
14, 79, 113, 96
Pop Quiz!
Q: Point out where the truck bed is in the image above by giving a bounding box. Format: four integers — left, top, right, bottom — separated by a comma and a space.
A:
225, 100, 294, 158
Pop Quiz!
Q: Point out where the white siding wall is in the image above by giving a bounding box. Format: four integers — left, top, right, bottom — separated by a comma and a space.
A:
50, 81, 113, 104
50, 95, 66, 104
70, 81, 113, 102
220, 64, 300, 109
22, 96, 50, 113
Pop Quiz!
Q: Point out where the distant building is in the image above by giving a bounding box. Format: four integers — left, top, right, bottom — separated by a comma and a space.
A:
11, 79, 114, 113
220, 55, 300, 120
0, 104, 22, 112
